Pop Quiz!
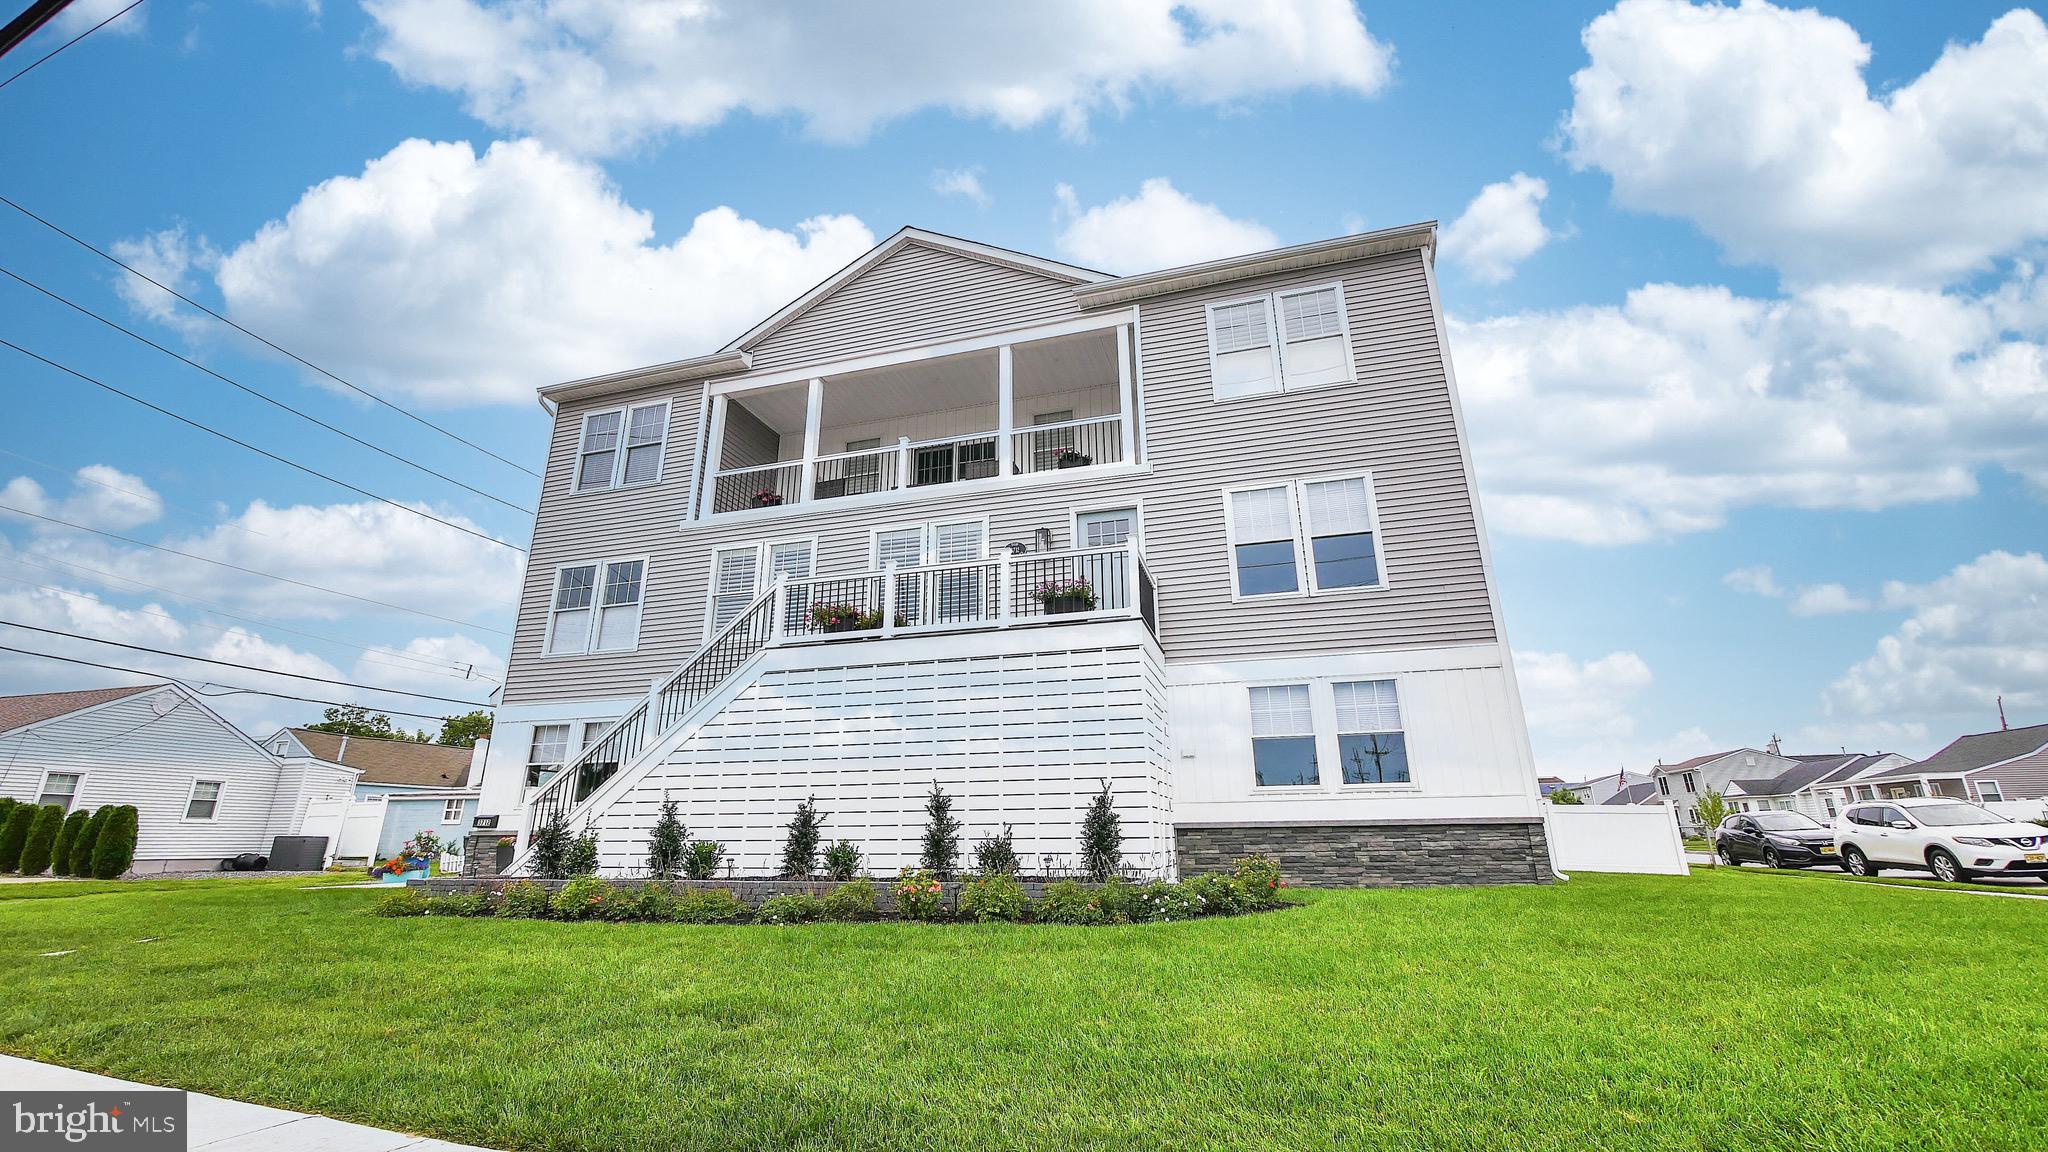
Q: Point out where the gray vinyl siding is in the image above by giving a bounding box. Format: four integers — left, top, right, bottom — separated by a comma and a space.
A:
1967, 748, 2048, 801
744, 242, 1085, 371
0, 689, 293, 862
720, 403, 782, 468
502, 245, 1502, 706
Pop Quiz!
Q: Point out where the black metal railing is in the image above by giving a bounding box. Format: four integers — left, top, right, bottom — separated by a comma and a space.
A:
909, 433, 999, 487
780, 575, 887, 639
1013, 416, 1122, 474
711, 460, 804, 514
1008, 546, 1134, 620
811, 447, 896, 501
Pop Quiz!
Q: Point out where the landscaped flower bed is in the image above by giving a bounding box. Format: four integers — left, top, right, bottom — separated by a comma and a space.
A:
375, 856, 1291, 925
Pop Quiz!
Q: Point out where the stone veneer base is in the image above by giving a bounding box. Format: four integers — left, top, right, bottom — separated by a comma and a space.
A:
1174, 819, 1553, 888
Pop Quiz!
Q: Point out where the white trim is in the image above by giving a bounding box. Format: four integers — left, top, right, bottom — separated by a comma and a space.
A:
540, 555, 652, 657
571, 399, 672, 495
181, 777, 225, 823
1297, 469, 1390, 595
33, 767, 85, 810
1975, 780, 2005, 803
1074, 221, 1435, 307
1220, 479, 1303, 601
685, 459, 1146, 532
440, 797, 468, 824
1202, 280, 1357, 402
688, 390, 713, 523
701, 536, 819, 643
1068, 501, 1144, 550
708, 310, 1136, 397
867, 516, 992, 569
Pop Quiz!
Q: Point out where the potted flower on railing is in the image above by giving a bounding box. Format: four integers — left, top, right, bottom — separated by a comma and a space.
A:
810, 602, 867, 633
1035, 578, 1097, 614
749, 487, 785, 508
1053, 446, 1092, 469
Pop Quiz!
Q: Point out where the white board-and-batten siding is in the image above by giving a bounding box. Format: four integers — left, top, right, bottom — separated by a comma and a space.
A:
503, 243, 1500, 710
0, 688, 295, 864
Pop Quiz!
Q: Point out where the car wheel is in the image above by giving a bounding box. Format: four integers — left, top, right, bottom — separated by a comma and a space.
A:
1842, 845, 1879, 877
1927, 848, 1965, 884
1717, 845, 1737, 866
1763, 846, 1784, 869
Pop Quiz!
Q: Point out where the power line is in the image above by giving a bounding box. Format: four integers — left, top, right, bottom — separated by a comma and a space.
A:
0, 502, 511, 634
0, 337, 524, 554
0, 0, 140, 90
0, 618, 495, 707
0, 446, 271, 540
0, 191, 539, 479
0, 566, 497, 685
0, 641, 474, 723
0, 265, 536, 515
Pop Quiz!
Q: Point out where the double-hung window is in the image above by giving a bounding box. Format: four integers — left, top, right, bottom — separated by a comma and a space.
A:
706, 539, 814, 638
37, 771, 81, 811
575, 401, 669, 493
185, 779, 222, 821
545, 559, 647, 654
1977, 781, 2004, 803
1334, 680, 1408, 784
1225, 474, 1384, 598
526, 724, 569, 788
1205, 283, 1353, 399
1249, 684, 1319, 787
441, 798, 466, 823
873, 520, 985, 625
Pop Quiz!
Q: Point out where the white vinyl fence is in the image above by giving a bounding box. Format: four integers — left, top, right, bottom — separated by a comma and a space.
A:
298, 796, 387, 865
1984, 798, 2048, 824
1544, 804, 1690, 876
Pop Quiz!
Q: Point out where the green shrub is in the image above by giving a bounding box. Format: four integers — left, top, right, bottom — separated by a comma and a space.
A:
374, 888, 429, 917
646, 799, 688, 880
1132, 879, 1202, 923
755, 893, 826, 925
50, 809, 89, 877
18, 805, 66, 876
551, 876, 613, 920
780, 798, 825, 879
673, 888, 749, 924
0, 798, 17, 839
682, 840, 725, 880
1233, 855, 1284, 907
563, 828, 600, 877
920, 785, 961, 879
973, 824, 1018, 876
89, 805, 139, 879
1081, 782, 1123, 882
821, 881, 877, 921
498, 880, 553, 918
0, 804, 34, 872
893, 868, 946, 921
528, 811, 571, 880
423, 892, 491, 917
960, 873, 1027, 922
1182, 873, 1250, 916
823, 839, 863, 881
1032, 879, 1101, 926
1093, 877, 1137, 924
619, 882, 679, 922
588, 882, 656, 922
69, 807, 111, 876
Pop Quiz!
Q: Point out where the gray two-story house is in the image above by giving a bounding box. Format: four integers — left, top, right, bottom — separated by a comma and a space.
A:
472, 223, 1551, 886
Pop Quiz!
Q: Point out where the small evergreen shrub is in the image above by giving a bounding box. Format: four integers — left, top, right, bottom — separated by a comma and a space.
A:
755, 893, 826, 925
551, 876, 612, 919
528, 811, 571, 880
893, 868, 945, 921
0, 804, 34, 872
1182, 873, 1251, 916
823, 839, 863, 881
1133, 880, 1202, 923
69, 807, 111, 876
374, 888, 429, 916
564, 828, 600, 877
499, 881, 553, 918
646, 798, 688, 879
821, 881, 877, 921
1233, 855, 1285, 907
1093, 877, 1137, 924
89, 805, 139, 879
0, 798, 16, 836
973, 824, 1018, 876
960, 873, 1027, 922
673, 888, 749, 924
51, 809, 89, 877
18, 804, 66, 876
780, 797, 825, 879
682, 840, 726, 880
1033, 879, 1101, 925
1080, 781, 1122, 882
920, 784, 961, 879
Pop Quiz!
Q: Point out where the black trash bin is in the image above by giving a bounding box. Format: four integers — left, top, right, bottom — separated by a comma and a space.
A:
268, 835, 328, 871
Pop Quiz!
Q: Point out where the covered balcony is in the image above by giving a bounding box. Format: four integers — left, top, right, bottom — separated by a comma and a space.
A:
702, 321, 1134, 517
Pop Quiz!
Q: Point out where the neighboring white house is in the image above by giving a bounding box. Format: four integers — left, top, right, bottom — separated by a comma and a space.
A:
1633, 748, 1801, 835
0, 683, 353, 874
263, 728, 485, 866
1723, 752, 1909, 822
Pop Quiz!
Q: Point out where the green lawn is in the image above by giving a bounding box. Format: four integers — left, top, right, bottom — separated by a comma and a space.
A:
2, 872, 2044, 1152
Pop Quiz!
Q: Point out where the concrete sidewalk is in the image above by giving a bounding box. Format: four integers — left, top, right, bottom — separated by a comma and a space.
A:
0, 1054, 499, 1151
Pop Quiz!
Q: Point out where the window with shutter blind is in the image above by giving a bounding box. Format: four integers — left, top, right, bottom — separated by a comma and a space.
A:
545, 564, 598, 653
1248, 684, 1319, 787
1334, 680, 1408, 784
708, 546, 760, 635
593, 559, 645, 651
1300, 476, 1381, 591
575, 401, 670, 492
1205, 282, 1352, 400
1223, 474, 1384, 598
1226, 485, 1301, 596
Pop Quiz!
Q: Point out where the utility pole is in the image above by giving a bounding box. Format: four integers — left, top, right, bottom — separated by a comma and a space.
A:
0, 0, 79, 60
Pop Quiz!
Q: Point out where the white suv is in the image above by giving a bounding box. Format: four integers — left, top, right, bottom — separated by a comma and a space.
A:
1836, 797, 2048, 883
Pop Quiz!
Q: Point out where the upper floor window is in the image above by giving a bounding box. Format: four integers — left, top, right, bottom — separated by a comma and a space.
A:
1205, 283, 1354, 400
1223, 474, 1384, 599
544, 559, 646, 654
1658, 776, 1671, 796
1682, 772, 1698, 792
576, 401, 669, 493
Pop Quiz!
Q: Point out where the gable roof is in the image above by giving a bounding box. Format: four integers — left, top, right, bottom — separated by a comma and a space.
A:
1604, 782, 1662, 805
1072, 221, 1437, 308
1653, 750, 1736, 775
1862, 722, 2048, 782
720, 227, 1108, 356
286, 728, 473, 788
0, 684, 160, 735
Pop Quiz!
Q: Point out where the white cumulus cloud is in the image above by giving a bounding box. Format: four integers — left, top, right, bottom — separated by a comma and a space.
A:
930, 167, 990, 206
1789, 583, 1872, 617
1513, 649, 1717, 777
0, 465, 164, 532
1439, 172, 1555, 284
1722, 565, 1782, 599
1053, 178, 1277, 274
363, 0, 1393, 155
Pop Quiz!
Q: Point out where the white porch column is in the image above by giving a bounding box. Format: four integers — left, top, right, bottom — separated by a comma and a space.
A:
997, 343, 1015, 478
698, 396, 728, 520
1115, 324, 1136, 467
799, 377, 824, 506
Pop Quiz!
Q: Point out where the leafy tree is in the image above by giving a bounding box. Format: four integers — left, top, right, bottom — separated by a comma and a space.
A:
18, 805, 65, 876
1549, 787, 1584, 805
920, 783, 962, 879
51, 809, 89, 876
646, 797, 688, 879
0, 804, 34, 872
1081, 781, 1123, 882
304, 704, 428, 743
69, 806, 112, 876
529, 809, 571, 880
436, 710, 494, 748
90, 805, 139, 879
1696, 791, 1731, 862
564, 827, 600, 877
780, 797, 825, 879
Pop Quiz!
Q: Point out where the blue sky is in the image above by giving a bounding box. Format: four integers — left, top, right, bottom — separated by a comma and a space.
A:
0, 0, 2042, 769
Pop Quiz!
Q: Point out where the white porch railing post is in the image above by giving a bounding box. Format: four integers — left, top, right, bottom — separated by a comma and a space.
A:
882, 568, 899, 637
998, 549, 1013, 627
798, 378, 823, 507
997, 343, 1014, 479
1124, 536, 1140, 613
1116, 323, 1136, 466
770, 573, 790, 644
895, 437, 912, 489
